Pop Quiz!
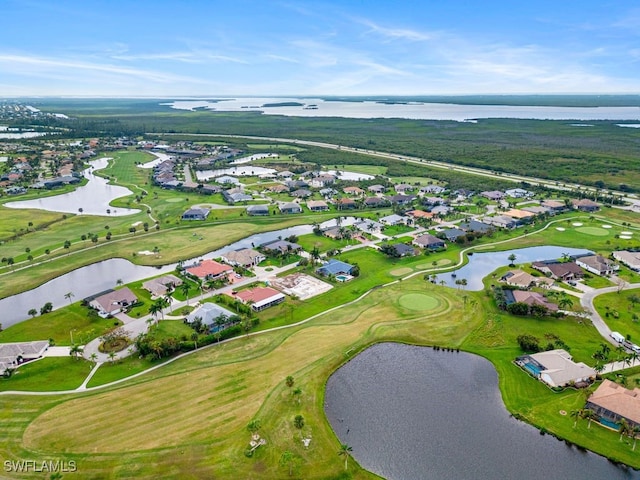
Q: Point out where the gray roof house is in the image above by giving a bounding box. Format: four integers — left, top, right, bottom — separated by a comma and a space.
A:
279, 202, 303, 214
316, 259, 356, 277
181, 207, 210, 221
186, 303, 235, 328
89, 287, 138, 317
246, 204, 270, 216
413, 234, 446, 250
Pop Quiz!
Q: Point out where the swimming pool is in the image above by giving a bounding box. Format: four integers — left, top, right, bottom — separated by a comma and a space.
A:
524, 362, 543, 376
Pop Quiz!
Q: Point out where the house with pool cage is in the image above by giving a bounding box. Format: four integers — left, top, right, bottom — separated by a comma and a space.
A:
515, 349, 597, 388
585, 379, 640, 430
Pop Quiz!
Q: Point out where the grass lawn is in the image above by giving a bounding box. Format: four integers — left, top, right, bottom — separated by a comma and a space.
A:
86, 356, 163, 388
331, 164, 388, 175
581, 273, 614, 289
0, 357, 92, 391
593, 289, 640, 343
382, 224, 415, 236
0, 303, 121, 346
295, 233, 352, 253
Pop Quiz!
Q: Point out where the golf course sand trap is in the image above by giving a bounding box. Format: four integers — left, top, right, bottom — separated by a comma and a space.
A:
602, 225, 612, 229
165, 198, 184, 203
576, 227, 609, 236
556, 227, 565, 231
622, 231, 633, 235
138, 250, 155, 255
620, 235, 632, 240
572, 222, 583, 227
390, 267, 413, 276
399, 293, 440, 311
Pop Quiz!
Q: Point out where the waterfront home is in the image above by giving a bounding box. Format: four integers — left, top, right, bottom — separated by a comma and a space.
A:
516, 349, 596, 388
353, 220, 383, 234
413, 233, 446, 250
291, 188, 312, 199
261, 240, 302, 255
613, 251, 640, 271
233, 287, 286, 311
246, 204, 269, 216
223, 190, 253, 204
316, 259, 356, 277
0, 341, 49, 376
142, 274, 183, 297
278, 202, 303, 214
185, 259, 233, 281
221, 248, 265, 269
501, 270, 554, 289
89, 287, 138, 317
485, 215, 518, 229
506, 290, 559, 312
532, 261, 584, 281
575, 254, 618, 276
215, 175, 239, 185
185, 302, 235, 328
586, 379, 640, 430
181, 207, 210, 221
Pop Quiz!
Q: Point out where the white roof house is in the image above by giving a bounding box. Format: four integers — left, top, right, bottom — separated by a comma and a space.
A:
517, 349, 596, 388
613, 251, 640, 272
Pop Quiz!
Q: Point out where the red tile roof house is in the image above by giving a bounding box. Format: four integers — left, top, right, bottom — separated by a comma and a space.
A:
185, 259, 234, 281
233, 287, 286, 311
89, 287, 138, 317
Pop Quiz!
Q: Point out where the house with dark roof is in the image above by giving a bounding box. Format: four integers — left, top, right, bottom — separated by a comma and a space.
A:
459, 220, 493, 234
391, 243, 417, 257
481, 190, 505, 201
364, 196, 389, 208
261, 240, 302, 255
246, 204, 269, 216
440, 228, 465, 242
385, 194, 416, 205
532, 261, 584, 281
413, 234, 446, 250
316, 259, 356, 277
368, 184, 386, 194
181, 207, 210, 221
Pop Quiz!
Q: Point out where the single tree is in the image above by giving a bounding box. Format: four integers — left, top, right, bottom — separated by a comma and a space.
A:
180, 282, 191, 305
558, 296, 574, 310
69, 344, 82, 360
293, 387, 302, 404
64, 291, 74, 304
191, 331, 199, 349
286, 375, 295, 388
108, 351, 117, 363
508, 253, 517, 267
294, 414, 305, 429
619, 418, 630, 441
28, 308, 37, 318
247, 419, 261, 433
279, 450, 297, 477
338, 443, 353, 471
90, 352, 98, 363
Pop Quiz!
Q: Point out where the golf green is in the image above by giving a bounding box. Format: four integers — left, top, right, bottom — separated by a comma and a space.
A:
165, 198, 185, 203
399, 293, 440, 311
390, 267, 413, 276
416, 259, 452, 269
576, 227, 609, 237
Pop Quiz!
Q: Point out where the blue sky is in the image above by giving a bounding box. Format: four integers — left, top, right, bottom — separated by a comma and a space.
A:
1, 0, 639, 96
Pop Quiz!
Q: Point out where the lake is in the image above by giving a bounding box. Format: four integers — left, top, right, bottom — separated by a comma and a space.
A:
164, 97, 640, 121
4, 158, 140, 216
325, 343, 640, 480
432, 245, 592, 290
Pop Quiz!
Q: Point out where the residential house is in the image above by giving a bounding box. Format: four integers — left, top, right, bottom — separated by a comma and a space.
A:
336, 198, 357, 210
316, 259, 356, 277
586, 379, 640, 430
541, 200, 568, 213
309, 174, 336, 188
221, 248, 266, 269
506, 290, 559, 311
142, 275, 183, 297
501, 270, 554, 289
353, 220, 383, 234
246, 205, 269, 216
413, 233, 446, 250
522, 206, 551, 215
406, 210, 434, 221
291, 189, 312, 199
428, 205, 452, 217
391, 243, 417, 257
185, 302, 235, 328
485, 215, 518, 229
613, 251, 640, 271
307, 200, 329, 211
233, 287, 286, 311
185, 259, 233, 281
504, 209, 536, 221
420, 185, 446, 195
440, 228, 466, 242
261, 240, 302, 255
279, 202, 303, 214
515, 349, 596, 388
481, 190, 505, 201
531, 261, 584, 281
319, 188, 338, 198
277, 170, 294, 179
459, 220, 494, 234
341, 186, 364, 196
572, 198, 601, 212
380, 214, 406, 226
181, 207, 210, 221
367, 184, 387, 194
0, 341, 49, 376
505, 188, 533, 198
422, 196, 445, 206
394, 183, 414, 194
223, 190, 253, 204
363, 196, 389, 208
269, 184, 290, 194
575, 254, 618, 276
215, 175, 239, 185
386, 194, 416, 205
89, 287, 138, 317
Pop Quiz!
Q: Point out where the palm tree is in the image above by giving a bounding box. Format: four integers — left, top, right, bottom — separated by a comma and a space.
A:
69, 344, 82, 361
558, 295, 574, 310
164, 293, 173, 313
90, 352, 98, 363
570, 409, 582, 428
148, 302, 162, 323
64, 291, 74, 304
191, 331, 199, 349
508, 253, 517, 267
619, 418, 630, 441
108, 351, 116, 363
180, 282, 191, 305
116, 278, 123, 287
338, 443, 353, 471
632, 425, 640, 451
581, 408, 596, 429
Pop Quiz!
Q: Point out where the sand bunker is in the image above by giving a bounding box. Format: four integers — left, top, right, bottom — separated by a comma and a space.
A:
602, 225, 612, 229
556, 227, 565, 231
620, 235, 632, 240
572, 222, 583, 227
621, 231, 633, 235
137, 250, 155, 255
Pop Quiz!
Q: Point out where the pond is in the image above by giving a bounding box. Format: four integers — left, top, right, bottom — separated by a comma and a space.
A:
433, 245, 592, 290
4, 158, 140, 216
325, 343, 640, 480
0, 217, 361, 328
